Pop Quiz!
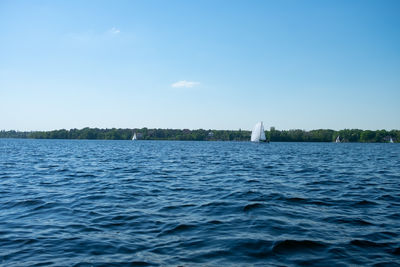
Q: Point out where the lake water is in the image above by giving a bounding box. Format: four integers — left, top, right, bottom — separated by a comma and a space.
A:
1, 139, 399, 266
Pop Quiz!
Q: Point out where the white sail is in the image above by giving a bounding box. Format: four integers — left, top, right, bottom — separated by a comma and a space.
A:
390, 137, 394, 143
335, 136, 340, 143
251, 122, 266, 142
260, 122, 266, 141
132, 133, 137, 141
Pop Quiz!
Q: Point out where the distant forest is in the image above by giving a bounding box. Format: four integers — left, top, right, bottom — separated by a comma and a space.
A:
0, 128, 398, 143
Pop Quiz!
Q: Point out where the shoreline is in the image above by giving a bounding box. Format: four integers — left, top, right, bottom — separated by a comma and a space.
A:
1, 128, 398, 143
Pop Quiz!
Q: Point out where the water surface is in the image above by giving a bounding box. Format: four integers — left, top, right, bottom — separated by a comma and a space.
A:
1, 139, 399, 266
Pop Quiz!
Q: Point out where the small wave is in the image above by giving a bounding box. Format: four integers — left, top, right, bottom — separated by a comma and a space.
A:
82, 194, 107, 200
373, 261, 400, 266
98, 221, 126, 228
72, 260, 154, 266
272, 239, 328, 254
181, 248, 233, 262
32, 202, 59, 211
386, 213, 400, 220
230, 239, 273, 258
200, 201, 229, 208
350, 239, 387, 248
207, 220, 223, 224
377, 194, 400, 202
129, 261, 153, 266
309, 180, 347, 186
268, 192, 285, 200
71, 172, 97, 178
243, 203, 263, 212
286, 197, 307, 203
122, 167, 140, 173
294, 167, 319, 173
324, 216, 374, 226
111, 215, 140, 221
360, 231, 399, 241
158, 203, 196, 212
286, 196, 321, 205
280, 196, 333, 206
68, 223, 101, 232
245, 179, 260, 183
8, 199, 46, 208
354, 200, 378, 206
4, 238, 38, 246
159, 223, 196, 236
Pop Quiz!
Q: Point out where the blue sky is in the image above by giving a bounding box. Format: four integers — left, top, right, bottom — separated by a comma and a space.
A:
1, 0, 399, 131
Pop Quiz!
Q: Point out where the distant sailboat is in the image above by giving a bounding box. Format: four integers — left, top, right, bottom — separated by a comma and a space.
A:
251, 122, 267, 142
132, 133, 137, 141
390, 137, 394, 143
335, 135, 340, 143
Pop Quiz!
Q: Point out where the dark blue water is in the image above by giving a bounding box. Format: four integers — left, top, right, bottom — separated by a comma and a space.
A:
1, 139, 399, 266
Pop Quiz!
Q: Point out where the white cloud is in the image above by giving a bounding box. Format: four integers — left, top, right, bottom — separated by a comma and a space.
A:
171, 80, 200, 88
110, 27, 120, 34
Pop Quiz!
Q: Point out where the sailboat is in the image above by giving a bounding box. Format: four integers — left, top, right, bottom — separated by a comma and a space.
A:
390, 137, 394, 143
251, 122, 267, 142
335, 135, 340, 143
132, 132, 137, 141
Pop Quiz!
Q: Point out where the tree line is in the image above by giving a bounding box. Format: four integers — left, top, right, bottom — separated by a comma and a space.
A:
0, 127, 398, 142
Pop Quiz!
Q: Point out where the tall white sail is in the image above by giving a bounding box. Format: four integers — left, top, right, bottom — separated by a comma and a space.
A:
335, 136, 340, 143
390, 137, 394, 143
251, 122, 266, 142
132, 133, 137, 141
260, 122, 266, 141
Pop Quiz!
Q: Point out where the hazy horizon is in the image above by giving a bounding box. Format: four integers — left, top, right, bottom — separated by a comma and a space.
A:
1, 0, 399, 131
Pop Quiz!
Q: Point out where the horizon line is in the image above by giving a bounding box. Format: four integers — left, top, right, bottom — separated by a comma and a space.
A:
1, 127, 399, 132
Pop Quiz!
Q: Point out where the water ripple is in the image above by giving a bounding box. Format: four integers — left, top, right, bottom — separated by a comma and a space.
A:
1, 139, 399, 266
